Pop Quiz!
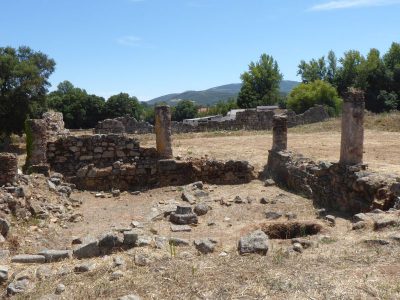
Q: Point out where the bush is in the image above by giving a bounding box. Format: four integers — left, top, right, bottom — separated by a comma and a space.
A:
287, 80, 342, 116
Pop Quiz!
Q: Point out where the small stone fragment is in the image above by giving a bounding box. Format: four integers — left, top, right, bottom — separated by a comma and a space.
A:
292, 242, 303, 253
193, 203, 209, 216
265, 211, 283, 220
264, 179, 275, 187
352, 221, 366, 230
238, 230, 269, 255
11, 254, 46, 264
55, 283, 65, 295
194, 238, 217, 254
74, 262, 96, 273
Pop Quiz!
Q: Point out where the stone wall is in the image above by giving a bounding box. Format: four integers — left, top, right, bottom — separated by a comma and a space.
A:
93, 106, 330, 135
42, 111, 69, 141
266, 150, 399, 213
0, 153, 18, 186
47, 134, 255, 191
94, 116, 153, 134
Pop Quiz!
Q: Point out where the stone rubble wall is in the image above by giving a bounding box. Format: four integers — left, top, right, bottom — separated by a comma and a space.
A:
0, 153, 18, 185
47, 134, 255, 191
93, 106, 329, 135
266, 150, 399, 213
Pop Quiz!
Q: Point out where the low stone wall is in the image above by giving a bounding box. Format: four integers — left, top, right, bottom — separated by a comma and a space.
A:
47, 134, 255, 191
93, 106, 330, 135
95, 116, 153, 135
266, 150, 399, 213
0, 153, 18, 185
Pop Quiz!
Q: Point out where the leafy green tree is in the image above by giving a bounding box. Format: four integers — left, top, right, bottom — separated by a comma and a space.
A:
47, 81, 105, 129
104, 93, 142, 120
287, 80, 341, 116
355, 49, 388, 112
0, 46, 55, 141
335, 50, 363, 95
172, 100, 198, 121
197, 98, 238, 117
237, 54, 283, 108
297, 50, 337, 85
383, 42, 400, 98
378, 90, 399, 110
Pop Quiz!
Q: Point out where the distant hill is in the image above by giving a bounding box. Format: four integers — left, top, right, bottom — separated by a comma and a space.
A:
147, 81, 299, 106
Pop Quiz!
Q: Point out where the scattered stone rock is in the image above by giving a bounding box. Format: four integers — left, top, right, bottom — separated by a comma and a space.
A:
123, 230, 142, 246
285, 212, 297, 220
0, 265, 8, 283
11, 254, 46, 264
134, 254, 151, 266
0, 218, 10, 237
38, 250, 72, 263
352, 221, 366, 230
170, 224, 192, 232
112, 189, 121, 197
36, 265, 52, 280
131, 221, 144, 228
353, 213, 369, 222
182, 191, 196, 204
170, 210, 198, 225
260, 197, 269, 204
73, 238, 100, 259
238, 230, 269, 255
110, 270, 124, 281
194, 238, 217, 254
113, 256, 125, 268
169, 237, 189, 246
98, 232, 123, 249
264, 179, 275, 187
292, 242, 303, 253
265, 211, 283, 220
74, 262, 96, 273
155, 236, 168, 249
325, 215, 336, 226
233, 196, 246, 204
55, 283, 65, 295
291, 238, 315, 249
390, 234, 400, 242
7, 278, 30, 295
315, 208, 327, 219
194, 203, 209, 216
136, 235, 153, 247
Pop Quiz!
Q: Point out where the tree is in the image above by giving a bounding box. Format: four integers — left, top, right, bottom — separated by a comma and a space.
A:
335, 50, 363, 95
297, 50, 337, 84
237, 54, 283, 108
47, 81, 105, 129
172, 100, 198, 121
104, 93, 142, 120
383, 42, 400, 98
287, 80, 342, 116
0, 46, 55, 141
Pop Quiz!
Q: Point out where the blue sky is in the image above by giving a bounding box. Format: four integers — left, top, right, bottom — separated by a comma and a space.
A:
1, 0, 399, 101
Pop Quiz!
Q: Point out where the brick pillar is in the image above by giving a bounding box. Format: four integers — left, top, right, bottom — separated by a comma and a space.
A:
0, 153, 18, 185
25, 119, 49, 171
339, 88, 365, 165
272, 115, 287, 151
155, 105, 173, 159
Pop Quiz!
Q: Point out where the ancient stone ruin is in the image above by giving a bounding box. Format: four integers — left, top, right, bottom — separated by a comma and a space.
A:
266, 89, 400, 213
93, 105, 330, 135
0, 153, 18, 186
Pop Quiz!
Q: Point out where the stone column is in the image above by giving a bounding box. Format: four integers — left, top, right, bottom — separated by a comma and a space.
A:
25, 119, 48, 169
0, 153, 18, 185
155, 105, 173, 159
272, 115, 287, 151
339, 88, 365, 165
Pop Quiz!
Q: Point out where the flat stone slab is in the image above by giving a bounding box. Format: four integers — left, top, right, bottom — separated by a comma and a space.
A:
170, 224, 192, 232
170, 213, 198, 225
11, 254, 46, 264
37, 250, 72, 262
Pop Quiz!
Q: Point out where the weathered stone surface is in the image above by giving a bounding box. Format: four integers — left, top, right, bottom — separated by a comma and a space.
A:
0, 218, 10, 237
55, 283, 65, 294
0, 265, 8, 283
194, 203, 209, 216
272, 115, 287, 151
170, 213, 198, 225
0, 153, 18, 185
135, 235, 153, 247
118, 294, 142, 300
352, 221, 366, 230
265, 211, 283, 220
73, 238, 100, 259
74, 262, 96, 273
7, 278, 30, 295
238, 230, 269, 255
182, 191, 196, 204
37, 250, 72, 262
134, 254, 151, 266
170, 224, 192, 232
155, 105, 173, 159
11, 254, 46, 264
169, 237, 190, 246
123, 230, 143, 246
194, 238, 217, 254
292, 242, 303, 253
175, 205, 193, 215
98, 232, 123, 249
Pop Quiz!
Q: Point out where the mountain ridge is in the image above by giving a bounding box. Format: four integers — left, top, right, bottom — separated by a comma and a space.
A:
147, 81, 299, 106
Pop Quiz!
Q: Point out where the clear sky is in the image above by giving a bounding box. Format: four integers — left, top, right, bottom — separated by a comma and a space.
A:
1, 0, 399, 101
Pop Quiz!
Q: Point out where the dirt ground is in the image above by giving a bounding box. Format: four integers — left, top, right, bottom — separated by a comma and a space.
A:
5, 122, 400, 300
